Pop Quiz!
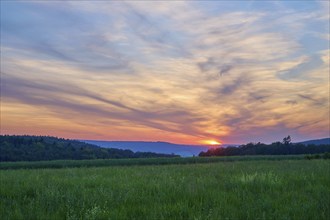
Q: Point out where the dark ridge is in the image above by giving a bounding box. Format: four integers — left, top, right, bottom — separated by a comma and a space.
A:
199, 136, 330, 157
0, 135, 179, 162
297, 137, 330, 145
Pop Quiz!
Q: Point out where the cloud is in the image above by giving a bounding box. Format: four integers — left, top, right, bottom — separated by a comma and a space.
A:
1, 1, 329, 143
1, 71, 208, 139
297, 94, 326, 107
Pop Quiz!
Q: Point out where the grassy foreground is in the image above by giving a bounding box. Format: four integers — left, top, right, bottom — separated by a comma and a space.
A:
1, 159, 329, 220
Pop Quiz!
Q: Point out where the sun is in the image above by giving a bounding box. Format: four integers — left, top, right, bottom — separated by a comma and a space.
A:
203, 140, 222, 146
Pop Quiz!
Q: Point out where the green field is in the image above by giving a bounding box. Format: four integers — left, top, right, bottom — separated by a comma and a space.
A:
0, 155, 306, 170
1, 158, 329, 219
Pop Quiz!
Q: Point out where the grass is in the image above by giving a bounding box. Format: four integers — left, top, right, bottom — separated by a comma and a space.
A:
0, 158, 329, 219
0, 154, 306, 170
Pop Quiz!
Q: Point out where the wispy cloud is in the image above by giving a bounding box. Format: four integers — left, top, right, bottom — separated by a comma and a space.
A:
1, 1, 329, 144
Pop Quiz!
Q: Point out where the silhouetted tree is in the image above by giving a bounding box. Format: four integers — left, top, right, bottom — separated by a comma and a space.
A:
199, 136, 330, 157
0, 135, 179, 162
282, 135, 291, 145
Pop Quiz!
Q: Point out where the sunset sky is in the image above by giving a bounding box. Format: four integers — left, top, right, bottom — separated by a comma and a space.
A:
1, 1, 329, 145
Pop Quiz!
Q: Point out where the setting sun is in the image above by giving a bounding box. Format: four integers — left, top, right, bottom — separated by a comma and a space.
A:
203, 140, 222, 146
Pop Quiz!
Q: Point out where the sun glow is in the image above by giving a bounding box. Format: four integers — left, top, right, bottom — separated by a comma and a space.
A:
203, 140, 222, 146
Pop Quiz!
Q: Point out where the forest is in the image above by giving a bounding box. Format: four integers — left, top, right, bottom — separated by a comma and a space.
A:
199, 136, 330, 157
0, 135, 178, 162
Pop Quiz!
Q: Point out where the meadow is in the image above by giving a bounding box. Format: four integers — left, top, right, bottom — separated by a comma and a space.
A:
0, 158, 329, 220
0, 155, 305, 170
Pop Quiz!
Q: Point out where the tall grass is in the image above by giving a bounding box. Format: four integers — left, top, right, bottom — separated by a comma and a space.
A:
0, 154, 305, 170
1, 159, 329, 219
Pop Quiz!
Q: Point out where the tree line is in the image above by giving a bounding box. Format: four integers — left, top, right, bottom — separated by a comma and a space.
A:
0, 135, 179, 162
199, 136, 330, 157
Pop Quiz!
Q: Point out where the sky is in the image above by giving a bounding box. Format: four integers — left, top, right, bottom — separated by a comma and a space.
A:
1, 0, 329, 145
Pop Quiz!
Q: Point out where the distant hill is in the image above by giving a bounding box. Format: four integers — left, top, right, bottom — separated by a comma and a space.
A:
200, 141, 330, 157
82, 140, 215, 157
297, 138, 330, 145
0, 135, 179, 162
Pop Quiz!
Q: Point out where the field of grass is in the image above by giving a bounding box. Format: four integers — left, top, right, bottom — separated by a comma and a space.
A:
1, 158, 329, 220
0, 154, 306, 170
